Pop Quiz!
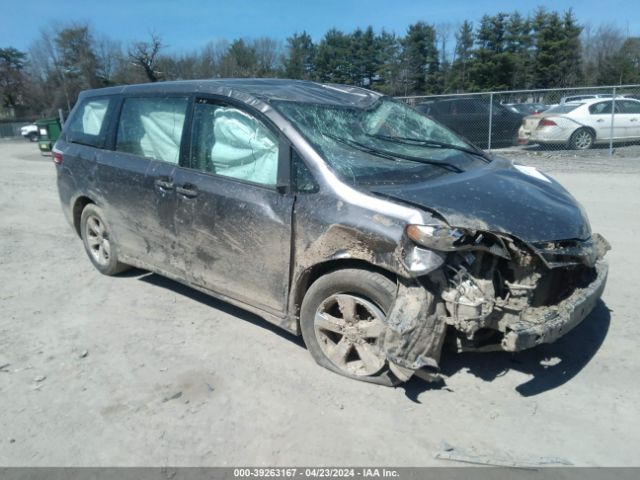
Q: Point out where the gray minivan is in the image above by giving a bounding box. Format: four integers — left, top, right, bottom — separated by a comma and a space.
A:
54, 79, 609, 386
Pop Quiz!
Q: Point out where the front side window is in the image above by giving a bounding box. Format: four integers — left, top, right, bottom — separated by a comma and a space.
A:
67, 97, 112, 147
273, 98, 485, 186
293, 150, 318, 193
116, 97, 188, 164
189, 101, 278, 187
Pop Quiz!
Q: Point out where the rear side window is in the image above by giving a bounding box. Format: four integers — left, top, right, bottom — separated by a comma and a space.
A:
588, 101, 624, 115
189, 100, 279, 187
619, 100, 640, 114
589, 101, 611, 115
453, 100, 476, 114
546, 104, 582, 114
66, 97, 112, 147
564, 96, 592, 102
442, 100, 486, 114
116, 97, 188, 164
415, 103, 434, 114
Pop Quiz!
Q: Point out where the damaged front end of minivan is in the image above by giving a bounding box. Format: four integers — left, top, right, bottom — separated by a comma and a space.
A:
381, 223, 609, 382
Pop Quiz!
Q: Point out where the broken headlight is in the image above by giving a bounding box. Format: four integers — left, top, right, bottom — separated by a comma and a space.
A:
406, 224, 470, 251
406, 224, 511, 260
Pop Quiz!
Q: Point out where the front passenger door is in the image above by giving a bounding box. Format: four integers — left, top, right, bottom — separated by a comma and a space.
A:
173, 99, 294, 314
617, 100, 640, 139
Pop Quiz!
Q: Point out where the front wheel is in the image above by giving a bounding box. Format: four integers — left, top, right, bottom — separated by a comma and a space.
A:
27, 132, 39, 142
569, 128, 594, 150
300, 269, 400, 386
80, 204, 130, 276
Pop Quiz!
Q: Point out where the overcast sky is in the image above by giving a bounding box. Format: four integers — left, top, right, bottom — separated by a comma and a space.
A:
2, 0, 637, 53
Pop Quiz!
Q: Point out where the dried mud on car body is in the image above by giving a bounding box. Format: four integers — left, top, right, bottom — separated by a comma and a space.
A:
1, 139, 640, 466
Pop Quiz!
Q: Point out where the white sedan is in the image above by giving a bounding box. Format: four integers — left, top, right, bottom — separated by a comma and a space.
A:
518, 98, 640, 149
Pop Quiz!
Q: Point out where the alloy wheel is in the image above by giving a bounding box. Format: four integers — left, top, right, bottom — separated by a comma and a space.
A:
313, 293, 387, 376
85, 215, 111, 266
574, 130, 593, 149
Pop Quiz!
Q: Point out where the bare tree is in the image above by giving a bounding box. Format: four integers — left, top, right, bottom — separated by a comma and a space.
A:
128, 33, 163, 82
582, 22, 626, 84
95, 36, 124, 85
199, 39, 229, 78
253, 37, 282, 76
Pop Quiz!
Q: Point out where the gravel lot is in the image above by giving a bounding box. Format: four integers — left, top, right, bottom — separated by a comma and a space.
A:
1, 138, 638, 466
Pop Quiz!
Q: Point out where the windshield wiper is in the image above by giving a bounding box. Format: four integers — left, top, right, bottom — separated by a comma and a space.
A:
321, 132, 464, 173
368, 133, 490, 162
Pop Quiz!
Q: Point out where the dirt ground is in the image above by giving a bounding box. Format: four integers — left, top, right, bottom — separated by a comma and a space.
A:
0, 138, 638, 467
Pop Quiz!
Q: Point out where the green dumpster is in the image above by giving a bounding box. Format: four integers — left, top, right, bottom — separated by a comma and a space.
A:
35, 117, 62, 154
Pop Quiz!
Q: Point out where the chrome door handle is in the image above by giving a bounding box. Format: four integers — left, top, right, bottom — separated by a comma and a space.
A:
176, 184, 198, 198
596, 119, 604, 123
154, 179, 174, 190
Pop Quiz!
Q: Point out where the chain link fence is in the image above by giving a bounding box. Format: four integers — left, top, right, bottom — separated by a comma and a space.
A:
397, 84, 640, 155
0, 121, 30, 139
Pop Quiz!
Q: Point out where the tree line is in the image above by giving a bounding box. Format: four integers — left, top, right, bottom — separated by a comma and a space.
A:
1, 7, 639, 119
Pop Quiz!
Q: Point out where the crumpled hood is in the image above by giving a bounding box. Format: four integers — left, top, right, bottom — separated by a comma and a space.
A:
371, 157, 591, 243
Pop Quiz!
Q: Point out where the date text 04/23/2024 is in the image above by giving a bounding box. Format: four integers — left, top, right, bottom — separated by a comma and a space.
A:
233, 468, 400, 478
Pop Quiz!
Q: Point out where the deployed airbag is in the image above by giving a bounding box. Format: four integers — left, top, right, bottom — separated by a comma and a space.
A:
210, 107, 278, 186
139, 106, 186, 164
81, 99, 108, 136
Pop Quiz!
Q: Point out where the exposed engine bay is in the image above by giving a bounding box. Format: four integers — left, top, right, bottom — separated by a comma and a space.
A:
438, 232, 610, 352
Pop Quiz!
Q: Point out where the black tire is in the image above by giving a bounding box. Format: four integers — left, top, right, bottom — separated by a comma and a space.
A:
569, 128, 594, 150
300, 268, 401, 386
80, 204, 130, 276
28, 132, 39, 142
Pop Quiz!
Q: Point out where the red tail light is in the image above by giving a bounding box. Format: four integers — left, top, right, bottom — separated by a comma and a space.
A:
537, 118, 557, 128
52, 151, 63, 165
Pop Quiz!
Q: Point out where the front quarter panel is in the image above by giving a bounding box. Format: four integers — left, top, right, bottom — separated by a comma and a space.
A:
293, 192, 407, 275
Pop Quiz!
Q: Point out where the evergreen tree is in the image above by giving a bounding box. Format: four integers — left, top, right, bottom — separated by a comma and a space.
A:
450, 20, 474, 91
284, 32, 316, 80
470, 13, 514, 90
55, 25, 101, 91
533, 8, 565, 88
219, 39, 258, 77
0, 47, 28, 113
505, 12, 534, 89
401, 22, 440, 94
350, 26, 378, 86
374, 30, 402, 94
314, 29, 352, 83
559, 10, 583, 86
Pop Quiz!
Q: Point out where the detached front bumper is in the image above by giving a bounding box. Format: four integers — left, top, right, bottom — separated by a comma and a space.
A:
502, 259, 608, 351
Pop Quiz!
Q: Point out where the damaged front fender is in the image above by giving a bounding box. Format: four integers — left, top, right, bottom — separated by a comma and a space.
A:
383, 273, 448, 382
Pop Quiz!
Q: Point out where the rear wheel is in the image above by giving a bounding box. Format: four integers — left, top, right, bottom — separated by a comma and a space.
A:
27, 132, 39, 142
569, 128, 594, 150
80, 204, 130, 275
300, 269, 400, 386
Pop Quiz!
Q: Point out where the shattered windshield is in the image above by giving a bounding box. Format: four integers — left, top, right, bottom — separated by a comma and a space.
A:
273, 98, 489, 186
